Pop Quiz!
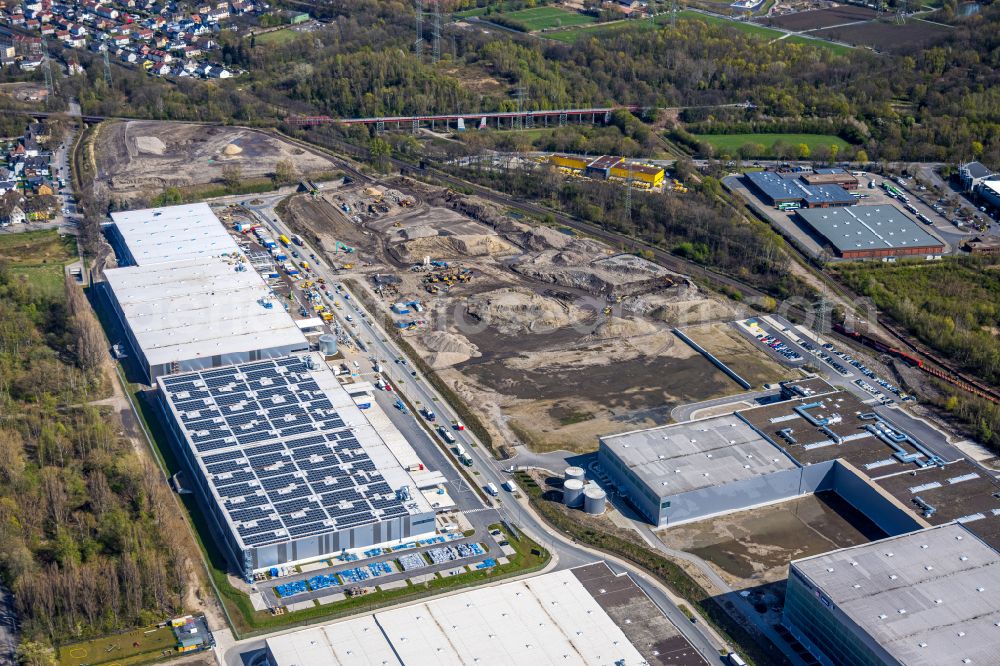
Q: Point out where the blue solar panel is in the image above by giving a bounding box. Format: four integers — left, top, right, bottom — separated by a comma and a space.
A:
214, 470, 255, 486
161, 357, 416, 550
206, 462, 241, 477
204, 450, 244, 465
217, 482, 258, 499
226, 493, 268, 508
194, 439, 234, 454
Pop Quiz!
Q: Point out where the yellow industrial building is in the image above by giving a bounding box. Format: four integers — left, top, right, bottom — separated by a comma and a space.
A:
610, 162, 665, 188
549, 154, 591, 171
547, 154, 665, 188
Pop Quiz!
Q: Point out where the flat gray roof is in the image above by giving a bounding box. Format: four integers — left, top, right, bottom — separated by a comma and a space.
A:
105, 255, 307, 368
600, 414, 796, 497
111, 203, 239, 265
792, 523, 1000, 666
797, 205, 944, 254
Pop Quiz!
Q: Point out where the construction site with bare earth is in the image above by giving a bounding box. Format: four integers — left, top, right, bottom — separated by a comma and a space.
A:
279, 176, 802, 455
91, 120, 339, 204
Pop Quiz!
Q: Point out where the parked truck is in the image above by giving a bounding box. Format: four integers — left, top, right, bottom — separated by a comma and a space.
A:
292, 234, 304, 246
279, 234, 291, 246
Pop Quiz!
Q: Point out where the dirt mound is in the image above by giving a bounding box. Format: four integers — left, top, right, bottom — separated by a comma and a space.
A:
222, 143, 243, 156
421, 331, 481, 368
505, 223, 577, 252
509, 237, 679, 297
400, 226, 438, 240
395, 234, 515, 261
587, 316, 662, 340
135, 135, 166, 155
467, 288, 582, 334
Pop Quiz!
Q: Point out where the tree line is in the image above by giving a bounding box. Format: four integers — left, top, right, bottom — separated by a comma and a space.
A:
0, 256, 186, 659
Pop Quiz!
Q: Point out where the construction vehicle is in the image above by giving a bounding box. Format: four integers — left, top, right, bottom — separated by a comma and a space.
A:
321, 312, 333, 322
342, 264, 353, 270
335, 241, 354, 253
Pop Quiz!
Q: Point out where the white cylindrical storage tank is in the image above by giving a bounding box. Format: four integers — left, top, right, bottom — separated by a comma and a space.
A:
563, 479, 584, 508
318, 334, 338, 357
584, 487, 607, 514
564, 466, 585, 483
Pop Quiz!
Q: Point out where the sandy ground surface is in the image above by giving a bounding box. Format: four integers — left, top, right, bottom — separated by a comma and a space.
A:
0, 82, 48, 104
282, 179, 781, 454
682, 322, 799, 387
94, 121, 338, 203
658, 492, 884, 590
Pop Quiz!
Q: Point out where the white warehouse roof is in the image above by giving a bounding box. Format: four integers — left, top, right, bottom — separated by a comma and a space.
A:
266, 568, 648, 665
111, 202, 239, 265
104, 254, 306, 368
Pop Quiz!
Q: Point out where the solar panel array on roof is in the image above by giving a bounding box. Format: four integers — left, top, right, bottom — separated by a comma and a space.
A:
160, 357, 413, 549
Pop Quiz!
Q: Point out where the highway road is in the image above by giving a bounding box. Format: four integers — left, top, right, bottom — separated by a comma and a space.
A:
214, 198, 729, 665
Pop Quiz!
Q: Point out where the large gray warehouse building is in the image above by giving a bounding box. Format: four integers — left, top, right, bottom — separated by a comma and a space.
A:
784, 523, 1000, 666
597, 415, 802, 526
796, 205, 945, 259
157, 354, 436, 579
597, 385, 1000, 538
103, 204, 308, 383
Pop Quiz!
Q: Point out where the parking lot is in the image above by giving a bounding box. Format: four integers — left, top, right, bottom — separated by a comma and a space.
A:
255, 527, 512, 609
735, 318, 805, 366
759, 314, 914, 407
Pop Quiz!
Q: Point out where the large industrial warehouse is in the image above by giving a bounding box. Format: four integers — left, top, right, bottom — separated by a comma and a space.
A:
796, 205, 945, 259
784, 523, 1000, 666
157, 354, 436, 579
598, 385, 1000, 537
106, 202, 240, 266
596, 414, 801, 526
265, 562, 704, 666
103, 205, 309, 382
596, 380, 1000, 665
744, 170, 856, 208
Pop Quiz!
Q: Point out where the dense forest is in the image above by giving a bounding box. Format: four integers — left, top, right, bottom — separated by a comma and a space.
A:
835, 257, 1000, 451
835, 258, 1000, 386
0, 233, 185, 658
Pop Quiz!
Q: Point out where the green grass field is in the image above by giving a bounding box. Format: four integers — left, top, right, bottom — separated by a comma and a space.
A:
679, 10, 785, 38
546, 11, 784, 42
253, 28, 299, 45
546, 13, 670, 42
783, 34, 854, 55
0, 228, 76, 299
57, 625, 177, 666
453, 6, 488, 18
494, 6, 597, 30
691, 132, 851, 157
